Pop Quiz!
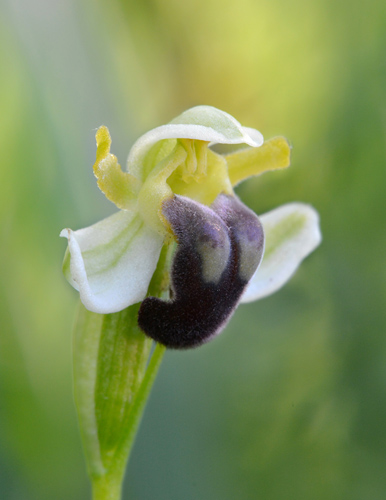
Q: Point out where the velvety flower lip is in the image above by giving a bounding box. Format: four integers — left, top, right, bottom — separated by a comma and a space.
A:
61, 105, 321, 345
138, 194, 264, 349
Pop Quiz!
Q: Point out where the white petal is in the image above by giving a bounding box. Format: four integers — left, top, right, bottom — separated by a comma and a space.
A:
60, 210, 163, 314
242, 126, 264, 145
241, 203, 321, 303
127, 106, 263, 180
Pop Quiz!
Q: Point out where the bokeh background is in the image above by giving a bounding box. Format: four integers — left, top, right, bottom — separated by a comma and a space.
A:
1, 0, 386, 498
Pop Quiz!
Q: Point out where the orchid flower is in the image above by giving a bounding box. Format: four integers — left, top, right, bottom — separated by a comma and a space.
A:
61, 106, 321, 349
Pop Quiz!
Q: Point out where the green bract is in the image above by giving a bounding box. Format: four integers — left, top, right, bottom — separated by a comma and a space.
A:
61, 105, 321, 315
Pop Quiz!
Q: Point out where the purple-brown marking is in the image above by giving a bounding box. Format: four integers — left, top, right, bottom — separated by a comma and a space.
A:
138, 194, 264, 349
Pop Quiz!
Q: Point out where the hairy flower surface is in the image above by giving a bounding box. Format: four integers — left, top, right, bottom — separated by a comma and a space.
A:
61, 106, 321, 348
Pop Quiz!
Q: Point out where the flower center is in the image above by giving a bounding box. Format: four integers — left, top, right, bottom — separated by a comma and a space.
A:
92, 125, 291, 240
138, 138, 233, 236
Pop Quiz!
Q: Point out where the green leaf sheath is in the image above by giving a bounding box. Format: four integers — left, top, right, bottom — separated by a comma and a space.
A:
73, 244, 172, 500
94, 306, 153, 468
73, 303, 105, 477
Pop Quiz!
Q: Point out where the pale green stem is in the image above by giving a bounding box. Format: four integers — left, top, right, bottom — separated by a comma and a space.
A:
92, 472, 123, 500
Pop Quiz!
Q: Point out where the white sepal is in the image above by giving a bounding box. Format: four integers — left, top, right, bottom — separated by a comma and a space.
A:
241, 203, 321, 303
127, 106, 263, 181
60, 210, 163, 314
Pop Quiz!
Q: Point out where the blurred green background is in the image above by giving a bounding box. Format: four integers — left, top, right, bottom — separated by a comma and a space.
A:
1, 0, 386, 498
